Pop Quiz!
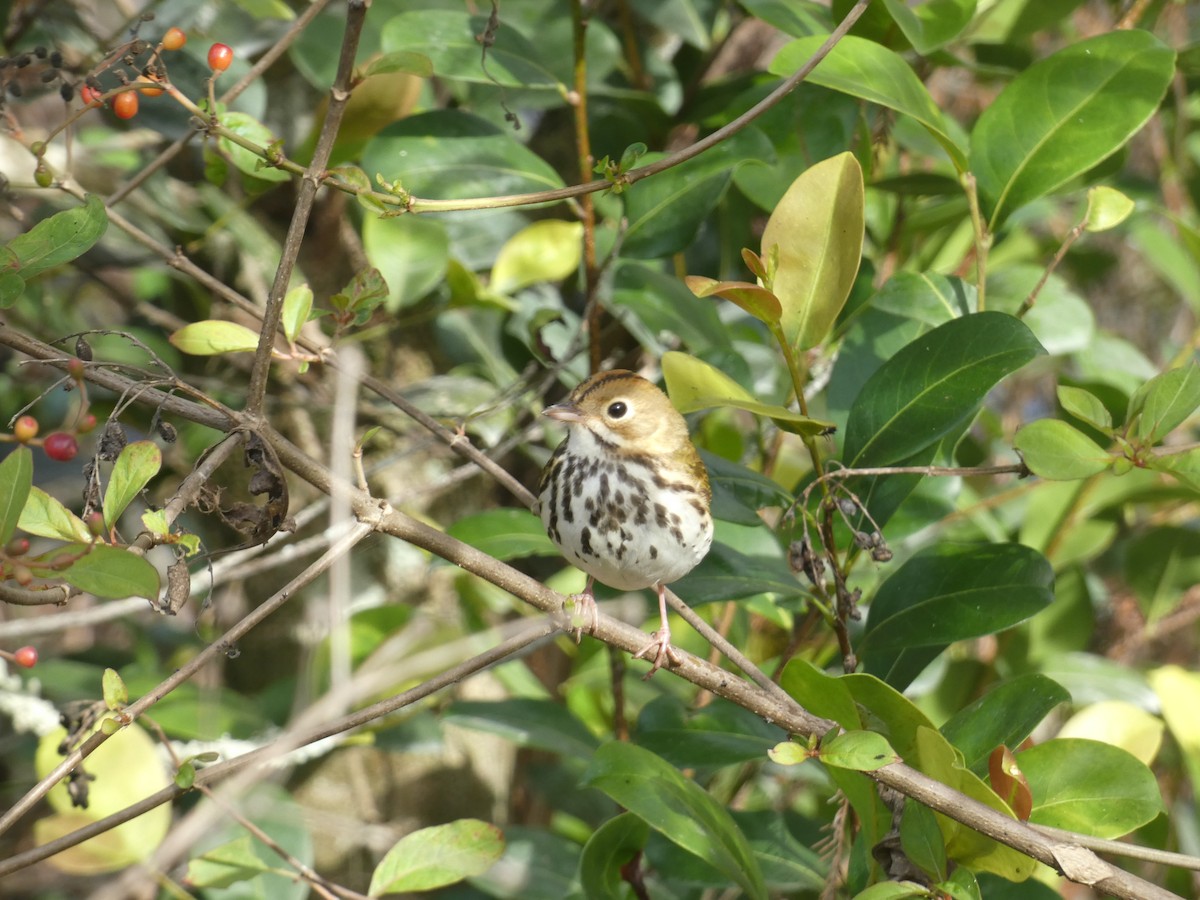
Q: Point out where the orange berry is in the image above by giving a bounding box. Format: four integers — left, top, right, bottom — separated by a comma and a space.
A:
112, 90, 139, 119
80, 84, 102, 106
207, 43, 233, 72
163, 27, 187, 51
13, 646, 37, 668
136, 74, 164, 97
13, 416, 38, 443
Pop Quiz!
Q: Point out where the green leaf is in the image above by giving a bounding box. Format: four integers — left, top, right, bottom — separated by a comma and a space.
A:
186, 835, 272, 888
579, 813, 649, 900
900, 801, 948, 882
448, 509, 557, 561
1014, 419, 1113, 480
1020, 738, 1164, 838
369, 819, 504, 895
0, 446, 33, 547
1084, 186, 1135, 233
3, 195, 108, 280
779, 658, 861, 731
685, 276, 782, 328
662, 351, 834, 437
1123, 527, 1200, 624
820, 730, 900, 771
769, 36, 966, 171
102, 441, 162, 531
880, 0, 976, 54
860, 544, 1055, 690
760, 152, 864, 350
18, 486, 90, 543
169, 320, 261, 356
940, 674, 1070, 773
1057, 385, 1112, 431
842, 312, 1044, 525
491, 220, 584, 294
768, 741, 812, 766
583, 742, 767, 900
362, 110, 565, 200
358, 50, 433, 79
1148, 446, 1200, 493
60, 544, 161, 600
281, 283, 313, 343
444, 699, 601, 759
622, 128, 775, 259
970, 31, 1175, 229
102, 667, 128, 710
670, 541, 802, 604
1129, 363, 1200, 444
382, 10, 561, 89
217, 112, 291, 183
702, 451, 793, 527
0, 271, 26, 307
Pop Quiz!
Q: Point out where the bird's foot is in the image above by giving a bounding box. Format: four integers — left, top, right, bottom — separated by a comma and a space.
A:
632, 628, 682, 678
564, 591, 599, 643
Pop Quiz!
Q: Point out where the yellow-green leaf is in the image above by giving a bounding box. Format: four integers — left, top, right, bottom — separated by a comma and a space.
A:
490, 220, 584, 294
1084, 186, 1135, 233
169, 321, 261, 356
760, 152, 864, 350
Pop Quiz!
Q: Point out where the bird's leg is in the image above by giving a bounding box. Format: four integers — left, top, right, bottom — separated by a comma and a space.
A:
565, 576, 600, 642
632, 583, 682, 677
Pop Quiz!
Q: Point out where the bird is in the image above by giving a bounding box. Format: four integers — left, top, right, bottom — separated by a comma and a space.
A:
537, 370, 713, 675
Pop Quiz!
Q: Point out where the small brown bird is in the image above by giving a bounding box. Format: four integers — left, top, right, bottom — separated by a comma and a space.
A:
538, 370, 713, 674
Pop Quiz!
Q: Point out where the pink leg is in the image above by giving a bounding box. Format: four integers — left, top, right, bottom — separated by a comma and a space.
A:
565, 576, 600, 642
632, 583, 681, 677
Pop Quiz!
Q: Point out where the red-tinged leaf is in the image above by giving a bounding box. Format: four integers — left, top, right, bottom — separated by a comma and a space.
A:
685, 276, 782, 327
988, 746, 1033, 821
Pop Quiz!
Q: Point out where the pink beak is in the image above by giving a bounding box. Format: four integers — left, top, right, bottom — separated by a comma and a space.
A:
542, 402, 584, 423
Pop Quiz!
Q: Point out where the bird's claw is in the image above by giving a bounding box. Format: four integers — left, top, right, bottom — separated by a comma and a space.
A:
632, 629, 681, 678
565, 592, 599, 643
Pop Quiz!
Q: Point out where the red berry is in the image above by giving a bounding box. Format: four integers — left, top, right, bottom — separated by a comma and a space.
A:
80, 85, 102, 107
207, 43, 233, 72
13, 415, 38, 443
77, 413, 98, 435
112, 90, 139, 120
43, 432, 78, 462
13, 646, 37, 668
5, 537, 29, 556
163, 27, 187, 51
85, 511, 106, 538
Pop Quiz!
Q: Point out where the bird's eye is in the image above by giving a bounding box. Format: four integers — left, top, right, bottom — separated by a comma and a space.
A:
606, 401, 628, 419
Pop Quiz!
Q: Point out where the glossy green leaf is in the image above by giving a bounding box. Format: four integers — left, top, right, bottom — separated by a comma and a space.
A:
760, 152, 864, 350
938, 867, 982, 900
0, 446, 33, 547
779, 659, 861, 731
843, 312, 1044, 466
281, 284, 313, 343
3, 195, 108, 280
583, 742, 767, 900
18, 487, 90, 543
358, 50, 433, 79
970, 31, 1175, 229
1148, 446, 1200, 493
881, 0, 976, 54
362, 110, 565, 200
1013, 419, 1113, 480
444, 699, 600, 760
662, 351, 834, 436
60, 544, 161, 600
1058, 701, 1164, 766
940, 674, 1070, 773
491, 220, 584, 294
580, 813, 649, 900
671, 541, 802, 604
361, 214, 443, 311
685, 276, 782, 327
900, 801, 947, 882
820, 730, 899, 771
622, 128, 775, 259
369, 819, 503, 895
735, 810, 825, 891
702, 451, 792, 527
218, 112, 291, 183
169, 320, 261, 356
1057, 385, 1112, 431
769, 36, 966, 171
1129, 363, 1200, 444
1020, 738, 1164, 838
638, 698, 785, 769
382, 10, 560, 89
186, 835, 272, 888
102, 441, 162, 531
860, 544, 1054, 690
448, 509, 557, 561
1084, 186, 1135, 232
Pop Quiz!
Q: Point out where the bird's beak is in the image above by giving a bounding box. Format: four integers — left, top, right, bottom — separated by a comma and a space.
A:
542, 402, 584, 423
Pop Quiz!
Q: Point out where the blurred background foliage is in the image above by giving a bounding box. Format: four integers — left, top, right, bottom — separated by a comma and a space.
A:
0, 0, 1198, 897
